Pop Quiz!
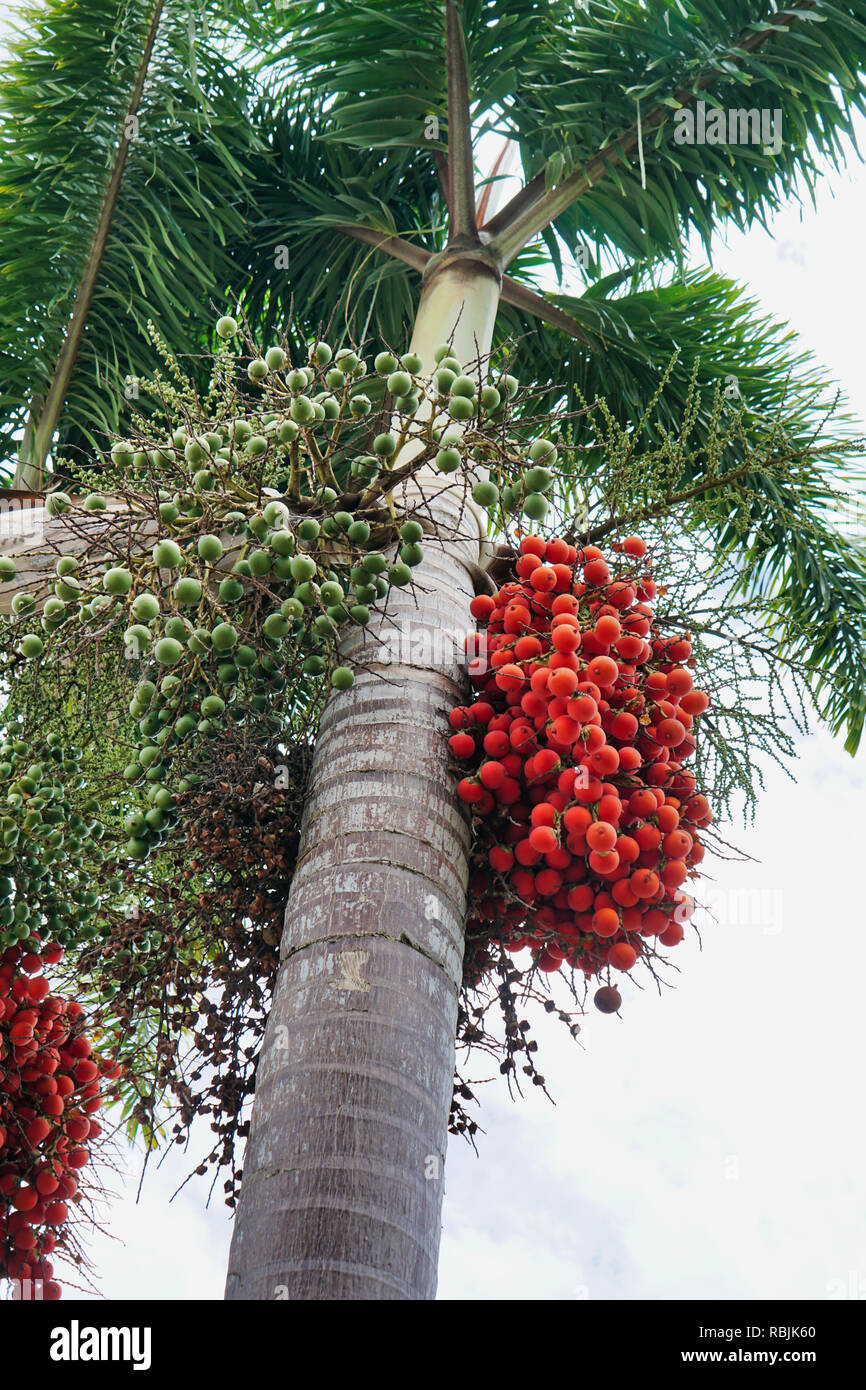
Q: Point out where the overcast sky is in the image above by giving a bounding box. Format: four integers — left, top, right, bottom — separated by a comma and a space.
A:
2, 10, 864, 1301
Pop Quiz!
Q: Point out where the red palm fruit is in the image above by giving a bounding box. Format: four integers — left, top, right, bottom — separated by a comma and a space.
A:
613, 633, 644, 661
45, 1202, 68, 1226
655, 717, 686, 747
551, 563, 573, 589
589, 849, 620, 876
552, 593, 579, 615
545, 537, 571, 564
483, 730, 510, 757
619, 746, 642, 772
516, 553, 542, 579
584, 558, 611, 585
598, 793, 622, 822
592, 907, 619, 938
595, 615, 621, 644
570, 694, 597, 722
679, 689, 709, 715
497, 778, 522, 805
588, 744, 619, 776
509, 722, 535, 751
479, 761, 505, 790
606, 581, 635, 609
656, 803, 680, 832
534, 749, 560, 778
520, 691, 547, 719
663, 829, 693, 859
612, 878, 639, 907
12, 1186, 38, 1211
530, 802, 557, 828
635, 823, 661, 851
530, 667, 551, 694
567, 885, 594, 912
574, 775, 603, 805
514, 839, 540, 867
640, 908, 670, 936
448, 706, 471, 730
551, 624, 580, 653
457, 779, 483, 803
513, 634, 542, 661
545, 845, 572, 870
580, 725, 606, 755
520, 535, 546, 557
535, 946, 563, 972
615, 835, 640, 866
563, 805, 591, 834
586, 821, 617, 853
549, 716, 579, 745
610, 710, 638, 740
645, 671, 668, 694
469, 594, 496, 621
666, 667, 693, 697
449, 732, 475, 758
535, 869, 562, 896
586, 655, 618, 687
529, 565, 557, 592
684, 794, 710, 821
661, 860, 688, 889
630, 869, 660, 900
66, 1148, 89, 1169
608, 942, 637, 971
622, 535, 646, 557
528, 825, 558, 854
659, 921, 684, 947
628, 789, 657, 818
548, 667, 579, 697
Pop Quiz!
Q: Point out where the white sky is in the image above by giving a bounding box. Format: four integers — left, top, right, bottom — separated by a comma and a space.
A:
1, 9, 864, 1301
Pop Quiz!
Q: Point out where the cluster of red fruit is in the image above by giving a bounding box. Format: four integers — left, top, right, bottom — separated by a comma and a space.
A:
451, 534, 712, 1009
0, 940, 119, 1298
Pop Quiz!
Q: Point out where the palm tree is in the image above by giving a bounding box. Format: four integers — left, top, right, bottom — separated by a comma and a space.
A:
1, 0, 865, 1299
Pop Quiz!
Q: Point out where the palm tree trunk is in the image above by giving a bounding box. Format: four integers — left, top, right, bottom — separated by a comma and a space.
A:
225, 254, 501, 1300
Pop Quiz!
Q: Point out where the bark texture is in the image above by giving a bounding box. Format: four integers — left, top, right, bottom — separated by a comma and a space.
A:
226, 260, 500, 1300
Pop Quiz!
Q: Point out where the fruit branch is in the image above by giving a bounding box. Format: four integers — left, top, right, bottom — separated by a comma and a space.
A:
14, 0, 166, 491
483, 0, 817, 268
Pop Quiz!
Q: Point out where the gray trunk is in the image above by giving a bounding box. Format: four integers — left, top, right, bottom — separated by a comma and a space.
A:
225, 257, 501, 1299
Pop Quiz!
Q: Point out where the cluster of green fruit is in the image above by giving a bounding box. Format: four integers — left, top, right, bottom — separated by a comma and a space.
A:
0, 733, 111, 952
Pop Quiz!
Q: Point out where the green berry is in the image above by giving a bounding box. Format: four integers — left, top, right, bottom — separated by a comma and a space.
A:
291, 395, 315, 423
248, 358, 268, 382
524, 465, 553, 493
523, 492, 549, 521
399, 520, 423, 543
132, 592, 160, 622
387, 370, 412, 398
373, 432, 397, 457
472, 480, 499, 507
174, 576, 202, 606
103, 566, 132, 595
374, 351, 398, 375
216, 315, 237, 339
400, 542, 424, 567
197, 534, 223, 563
448, 396, 474, 421
529, 437, 557, 466
154, 637, 183, 665
152, 539, 182, 569
211, 622, 238, 651
331, 666, 355, 690
435, 447, 461, 473
265, 346, 287, 371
